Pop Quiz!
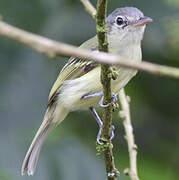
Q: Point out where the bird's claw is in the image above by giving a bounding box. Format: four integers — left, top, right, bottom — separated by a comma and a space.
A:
110, 125, 115, 141
99, 96, 109, 107
96, 125, 115, 145
99, 93, 119, 109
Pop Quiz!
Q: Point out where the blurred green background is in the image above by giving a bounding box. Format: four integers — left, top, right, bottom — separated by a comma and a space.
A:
0, 0, 179, 179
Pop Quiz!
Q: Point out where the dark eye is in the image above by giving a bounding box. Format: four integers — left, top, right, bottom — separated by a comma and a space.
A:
116, 17, 124, 25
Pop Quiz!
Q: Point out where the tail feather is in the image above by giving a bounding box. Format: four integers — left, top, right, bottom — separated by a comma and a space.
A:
21, 106, 68, 176
21, 122, 51, 176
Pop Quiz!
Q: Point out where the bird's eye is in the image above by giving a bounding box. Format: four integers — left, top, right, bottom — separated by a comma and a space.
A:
116, 16, 124, 26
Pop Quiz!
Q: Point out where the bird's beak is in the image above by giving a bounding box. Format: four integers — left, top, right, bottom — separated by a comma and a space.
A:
132, 16, 153, 27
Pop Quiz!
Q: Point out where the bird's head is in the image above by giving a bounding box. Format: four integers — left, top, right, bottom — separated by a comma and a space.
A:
107, 7, 152, 46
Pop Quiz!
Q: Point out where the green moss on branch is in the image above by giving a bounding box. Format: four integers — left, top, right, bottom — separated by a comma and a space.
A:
96, 0, 119, 179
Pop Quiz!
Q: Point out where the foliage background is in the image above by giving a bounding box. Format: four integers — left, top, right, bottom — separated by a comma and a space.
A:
0, 0, 178, 179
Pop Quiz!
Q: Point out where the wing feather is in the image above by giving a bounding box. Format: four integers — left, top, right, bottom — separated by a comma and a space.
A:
48, 36, 98, 102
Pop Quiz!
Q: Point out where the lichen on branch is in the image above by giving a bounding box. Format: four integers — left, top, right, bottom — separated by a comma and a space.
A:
96, 0, 119, 179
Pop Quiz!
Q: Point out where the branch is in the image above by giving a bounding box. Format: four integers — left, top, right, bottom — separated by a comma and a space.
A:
80, 0, 96, 18
81, 2, 139, 179
119, 89, 139, 180
0, 20, 179, 79
96, 0, 119, 180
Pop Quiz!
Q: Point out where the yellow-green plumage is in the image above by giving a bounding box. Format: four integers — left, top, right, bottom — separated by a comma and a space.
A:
49, 36, 99, 100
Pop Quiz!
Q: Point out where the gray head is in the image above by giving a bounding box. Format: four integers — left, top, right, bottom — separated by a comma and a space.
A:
107, 7, 152, 46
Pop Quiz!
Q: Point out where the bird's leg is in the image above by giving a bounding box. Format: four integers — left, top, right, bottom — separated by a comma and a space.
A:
81, 91, 103, 99
89, 107, 115, 144
89, 107, 103, 144
82, 91, 118, 109
83, 92, 117, 143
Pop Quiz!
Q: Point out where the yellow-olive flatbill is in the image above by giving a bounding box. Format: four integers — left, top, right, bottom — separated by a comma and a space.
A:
21, 7, 152, 176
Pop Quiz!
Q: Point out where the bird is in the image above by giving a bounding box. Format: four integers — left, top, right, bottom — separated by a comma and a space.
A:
21, 7, 152, 176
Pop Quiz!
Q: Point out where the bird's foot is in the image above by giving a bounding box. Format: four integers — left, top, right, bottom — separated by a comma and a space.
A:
97, 124, 115, 145
89, 107, 115, 145
99, 93, 119, 111
82, 92, 119, 111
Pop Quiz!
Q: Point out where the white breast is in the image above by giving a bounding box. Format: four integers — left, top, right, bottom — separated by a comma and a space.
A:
111, 43, 142, 92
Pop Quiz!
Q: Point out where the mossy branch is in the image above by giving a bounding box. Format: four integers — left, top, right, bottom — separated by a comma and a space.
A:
96, 0, 119, 180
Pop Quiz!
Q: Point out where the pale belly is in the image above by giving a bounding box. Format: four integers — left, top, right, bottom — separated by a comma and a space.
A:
59, 66, 137, 111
